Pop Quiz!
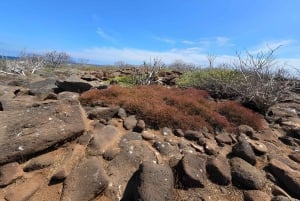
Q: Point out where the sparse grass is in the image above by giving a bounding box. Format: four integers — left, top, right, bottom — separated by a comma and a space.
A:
80, 85, 263, 132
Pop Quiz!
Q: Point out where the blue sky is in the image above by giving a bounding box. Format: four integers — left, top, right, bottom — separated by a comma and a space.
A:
0, 0, 300, 67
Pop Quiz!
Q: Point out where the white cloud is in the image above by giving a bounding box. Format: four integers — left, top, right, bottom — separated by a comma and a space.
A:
181, 40, 197, 45
181, 36, 232, 47
70, 47, 209, 65
216, 36, 231, 46
96, 28, 116, 43
69, 44, 300, 74
153, 36, 176, 45
249, 39, 296, 54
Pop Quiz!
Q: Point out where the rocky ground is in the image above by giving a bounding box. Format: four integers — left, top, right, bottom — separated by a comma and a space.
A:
0, 71, 300, 201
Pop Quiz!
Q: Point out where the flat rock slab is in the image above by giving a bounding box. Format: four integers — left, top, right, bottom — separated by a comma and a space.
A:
135, 161, 174, 201
24, 150, 60, 172
51, 144, 86, 180
243, 190, 271, 201
269, 159, 300, 199
5, 173, 43, 201
88, 125, 121, 155
0, 162, 23, 187
61, 157, 109, 201
86, 106, 120, 121
0, 100, 85, 164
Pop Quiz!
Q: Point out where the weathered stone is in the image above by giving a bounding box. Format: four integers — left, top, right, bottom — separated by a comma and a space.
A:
88, 125, 121, 155
119, 132, 142, 147
103, 148, 120, 161
271, 185, 294, 199
77, 132, 93, 146
0, 100, 85, 165
55, 80, 92, 93
57, 91, 79, 100
230, 157, 265, 190
181, 153, 207, 187
28, 78, 58, 96
238, 125, 255, 138
279, 136, 300, 146
271, 196, 294, 201
108, 141, 157, 200
51, 144, 85, 180
243, 190, 271, 201
164, 136, 177, 146
117, 107, 127, 119
161, 127, 173, 136
289, 152, 300, 163
268, 159, 300, 198
206, 155, 231, 185
86, 106, 120, 121
204, 140, 219, 155
141, 131, 156, 141
0, 162, 23, 187
134, 119, 146, 133
0, 85, 38, 111
268, 154, 300, 172
174, 129, 184, 137
232, 140, 256, 165
134, 161, 174, 201
123, 115, 137, 130
81, 73, 98, 81
24, 151, 58, 171
247, 139, 268, 155
215, 133, 233, 146
61, 157, 109, 201
5, 174, 43, 201
153, 141, 175, 156
266, 102, 300, 138
184, 130, 205, 144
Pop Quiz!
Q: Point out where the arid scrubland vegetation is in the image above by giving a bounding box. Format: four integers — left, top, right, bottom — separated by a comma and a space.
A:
1, 47, 299, 131
1, 47, 300, 201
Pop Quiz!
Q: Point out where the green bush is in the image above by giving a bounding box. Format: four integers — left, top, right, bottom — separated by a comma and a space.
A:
177, 67, 242, 99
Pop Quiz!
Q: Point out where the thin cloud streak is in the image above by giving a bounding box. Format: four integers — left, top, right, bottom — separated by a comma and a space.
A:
69, 44, 300, 71
96, 28, 116, 43
181, 36, 232, 47
153, 36, 176, 44
249, 40, 295, 54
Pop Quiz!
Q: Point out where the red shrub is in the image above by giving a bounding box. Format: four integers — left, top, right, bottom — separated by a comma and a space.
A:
79, 85, 263, 132
218, 101, 263, 130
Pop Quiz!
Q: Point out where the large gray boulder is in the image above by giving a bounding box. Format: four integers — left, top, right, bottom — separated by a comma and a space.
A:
180, 153, 207, 187
206, 155, 231, 185
61, 157, 109, 201
230, 157, 265, 190
134, 161, 174, 201
0, 100, 85, 164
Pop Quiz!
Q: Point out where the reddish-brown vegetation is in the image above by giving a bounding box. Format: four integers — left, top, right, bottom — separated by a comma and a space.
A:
80, 85, 263, 132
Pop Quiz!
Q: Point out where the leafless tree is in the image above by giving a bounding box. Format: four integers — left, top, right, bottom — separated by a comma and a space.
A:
132, 57, 165, 85
168, 60, 196, 71
44, 51, 70, 69
216, 46, 289, 112
207, 54, 216, 68
19, 52, 45, 74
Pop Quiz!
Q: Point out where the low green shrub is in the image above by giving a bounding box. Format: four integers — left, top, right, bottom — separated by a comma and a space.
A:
177, 67, 242, 99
